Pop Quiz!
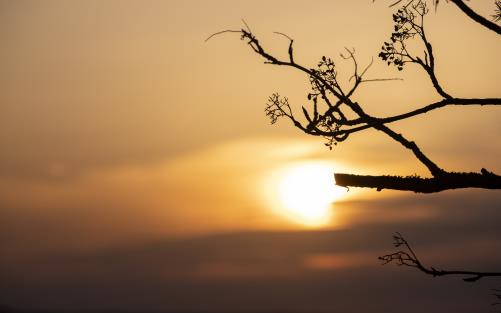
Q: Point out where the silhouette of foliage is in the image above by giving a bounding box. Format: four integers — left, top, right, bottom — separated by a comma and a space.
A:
388, 0, 501, 34
379, 2, 428, 71
494, 0, 501, 22
208, 0, 501, 193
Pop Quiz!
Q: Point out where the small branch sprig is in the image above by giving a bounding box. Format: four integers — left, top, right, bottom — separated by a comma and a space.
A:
494, 0, 501, 22
265, 93, 293, 125
379, 0, 428, 71
379, 232, 421, 267
380, 232, 501, 282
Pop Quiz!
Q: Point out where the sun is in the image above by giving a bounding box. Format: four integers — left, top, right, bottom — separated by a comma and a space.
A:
272, 163, 346, 227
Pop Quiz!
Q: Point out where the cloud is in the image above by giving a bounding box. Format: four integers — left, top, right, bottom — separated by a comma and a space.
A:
2, 216, 499, 312
0, 137, 348, 255
1, 137, 500, 312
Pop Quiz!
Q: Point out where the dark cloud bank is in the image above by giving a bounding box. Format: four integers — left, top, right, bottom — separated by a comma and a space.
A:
1, 190, 501, 313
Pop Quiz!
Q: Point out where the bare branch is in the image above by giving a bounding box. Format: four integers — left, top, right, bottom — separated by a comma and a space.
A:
205, 29, 242, 42
449, 0, 501, 35
379, 0, 450, 98
361, 77, 403, 83
274, 32, 295, 63
265, 93, 297, 125
380, 233, 501, 281
347, 101, 447, 177
241, 19, 252, 33
335, 169, 501, 193
377, 97, 501, 125
273, 31, 293, 41
229, 27, 455, 176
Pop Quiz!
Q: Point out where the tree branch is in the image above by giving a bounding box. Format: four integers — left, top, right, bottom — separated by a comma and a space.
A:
379, 232, 501, 281
335, 169, 501, 193
379, 1, 451, 99
208, 0, 500, 192
449, 0, 501, 35
280, 97, 501, 141
347, 101, 447, 177
384, 0, 501, 35
377, 97, 501, 125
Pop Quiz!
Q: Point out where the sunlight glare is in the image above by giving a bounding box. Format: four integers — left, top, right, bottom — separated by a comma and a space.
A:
275, 163, 344, 227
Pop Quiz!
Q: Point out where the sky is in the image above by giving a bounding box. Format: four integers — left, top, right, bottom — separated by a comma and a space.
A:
1, 0, 501, 312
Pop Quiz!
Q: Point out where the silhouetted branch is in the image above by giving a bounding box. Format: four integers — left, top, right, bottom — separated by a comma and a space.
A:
209, 0, 500, 192
377, 97, 501, 125
379, 1, 451, 98
449, 0, 501, 35
335, 169, 501, 193
380, 233, 501, 281
221, 26, 448, 177
383, 0, 501, 35
205, 29, 242, 42
273, 32, 295, 63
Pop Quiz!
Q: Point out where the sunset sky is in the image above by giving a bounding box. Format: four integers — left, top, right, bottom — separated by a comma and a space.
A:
1, 1, 501, 312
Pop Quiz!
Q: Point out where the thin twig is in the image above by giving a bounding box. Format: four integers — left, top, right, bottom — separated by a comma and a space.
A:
379, 233, 501, 282
241, 19, 252, 33
205, 29, 242, 42
273, 31, 293, 41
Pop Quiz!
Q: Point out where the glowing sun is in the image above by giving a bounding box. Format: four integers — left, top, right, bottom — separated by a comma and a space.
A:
275, 163, 345, 226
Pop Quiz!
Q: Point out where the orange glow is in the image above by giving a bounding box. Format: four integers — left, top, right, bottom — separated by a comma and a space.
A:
304, 252, 374, 270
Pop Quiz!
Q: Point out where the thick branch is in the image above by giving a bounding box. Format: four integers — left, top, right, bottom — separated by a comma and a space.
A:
449, 0, 501, 35
380, 232, 501, 282
378, 97, 501, 125
307, 97, 501, 137
335, 169, 501, 193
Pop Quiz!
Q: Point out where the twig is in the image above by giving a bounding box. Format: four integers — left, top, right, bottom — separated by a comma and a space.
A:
379, 233, 501, 282
205, 29, 242, 42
